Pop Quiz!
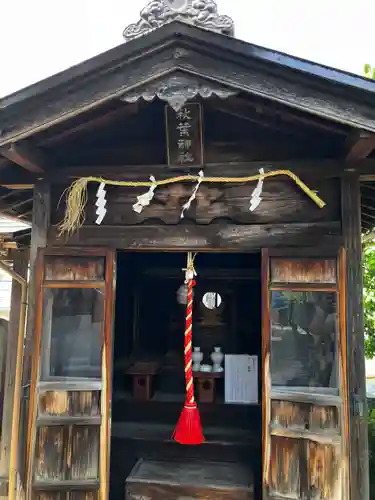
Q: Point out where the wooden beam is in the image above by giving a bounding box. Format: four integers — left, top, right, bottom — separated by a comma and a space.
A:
230, 96, 348, 135
42, 102, 139, 146
0, 166, 35, 189
0, 183, 34, 190
0, 199, 33, 221
6, 197, 33, 211
0, 141, 48, 173
207, 100, 308, 137
41, 159, 375, 183
0, 189, 25, 201
45, 159, 347, 183
48, 221, 341, 250
0, 194, 32, 213
345, 131, 375, 161
341, 174, 370, 500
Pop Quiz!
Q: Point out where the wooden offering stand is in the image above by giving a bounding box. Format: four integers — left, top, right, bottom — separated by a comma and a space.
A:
193, 371, 224, 403
126, 361, 161, 401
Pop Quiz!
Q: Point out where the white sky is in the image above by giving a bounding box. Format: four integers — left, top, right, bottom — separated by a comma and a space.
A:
0, 0, 373, 98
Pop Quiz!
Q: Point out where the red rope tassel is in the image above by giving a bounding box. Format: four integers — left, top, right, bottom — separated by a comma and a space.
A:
173, 275, 204, 445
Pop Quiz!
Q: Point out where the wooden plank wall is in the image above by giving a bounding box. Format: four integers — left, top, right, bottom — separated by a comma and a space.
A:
268, 401, 341, 498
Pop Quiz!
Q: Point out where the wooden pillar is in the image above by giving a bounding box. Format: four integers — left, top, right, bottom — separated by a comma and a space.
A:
20, 181, 50, 487
0, 252, 28, 483
24, 181, 50, 361
341, 174, 369, 500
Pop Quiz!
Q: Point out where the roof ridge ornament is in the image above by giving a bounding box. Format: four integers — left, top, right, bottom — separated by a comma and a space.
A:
123, 0, 235, 42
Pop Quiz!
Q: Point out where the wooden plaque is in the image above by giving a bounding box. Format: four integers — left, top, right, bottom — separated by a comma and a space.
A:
165, 103, 204, 167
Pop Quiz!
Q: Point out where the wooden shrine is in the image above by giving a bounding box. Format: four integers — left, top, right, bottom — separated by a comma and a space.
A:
0, 0, 375, 499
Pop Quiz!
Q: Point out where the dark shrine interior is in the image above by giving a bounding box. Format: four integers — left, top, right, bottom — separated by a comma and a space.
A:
110, 251, 262, 499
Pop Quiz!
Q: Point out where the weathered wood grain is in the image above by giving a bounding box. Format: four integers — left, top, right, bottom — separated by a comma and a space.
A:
34, 427, 66, 481
49, 221, 341, 250
268, 436, 300, 498
38, 158, 375, 182
271, 258, 336, 284
38, 391, 101, 418
44, 257, 105, 281
341, 174, 369, 500
309, 405, 339, 434
43, 159, 362, 182
69, 427, 99, 480
126, 459, 254, 500
70, 492, 98, 500
268, 436, 341, 499
34, 493, 64, 500
33, 424, 100, 483
34, 490, 98, 500
271, 401, 339, 435
306, 441, 341, 499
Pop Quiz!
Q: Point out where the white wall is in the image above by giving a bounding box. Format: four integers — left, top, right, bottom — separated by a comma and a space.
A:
0, 269, 11, 321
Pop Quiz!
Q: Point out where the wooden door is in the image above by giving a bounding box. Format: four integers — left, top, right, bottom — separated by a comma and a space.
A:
262, 250, 349, 500
26, 249, 115, 500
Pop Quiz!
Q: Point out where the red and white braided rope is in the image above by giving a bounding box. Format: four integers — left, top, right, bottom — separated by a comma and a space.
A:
184, 278, 195, 405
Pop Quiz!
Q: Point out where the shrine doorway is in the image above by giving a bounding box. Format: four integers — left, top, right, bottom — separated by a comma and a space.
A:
110, 250, 262, 499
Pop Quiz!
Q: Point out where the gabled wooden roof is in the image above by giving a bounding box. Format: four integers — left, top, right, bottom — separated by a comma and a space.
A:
1, 21, 375, 144
1, 20, 375, 230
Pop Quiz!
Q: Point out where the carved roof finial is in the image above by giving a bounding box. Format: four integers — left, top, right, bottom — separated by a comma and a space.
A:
123, 0, 235, 42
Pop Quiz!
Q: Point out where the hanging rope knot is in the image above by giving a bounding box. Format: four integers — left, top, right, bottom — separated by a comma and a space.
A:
183, 252, 197, 283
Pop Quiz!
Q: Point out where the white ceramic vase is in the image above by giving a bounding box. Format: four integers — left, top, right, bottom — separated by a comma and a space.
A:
192, 347, 203, 372
211, 346, 224, 372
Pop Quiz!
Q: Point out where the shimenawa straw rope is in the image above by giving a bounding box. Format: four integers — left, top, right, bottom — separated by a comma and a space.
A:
58, 170, 325, 235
